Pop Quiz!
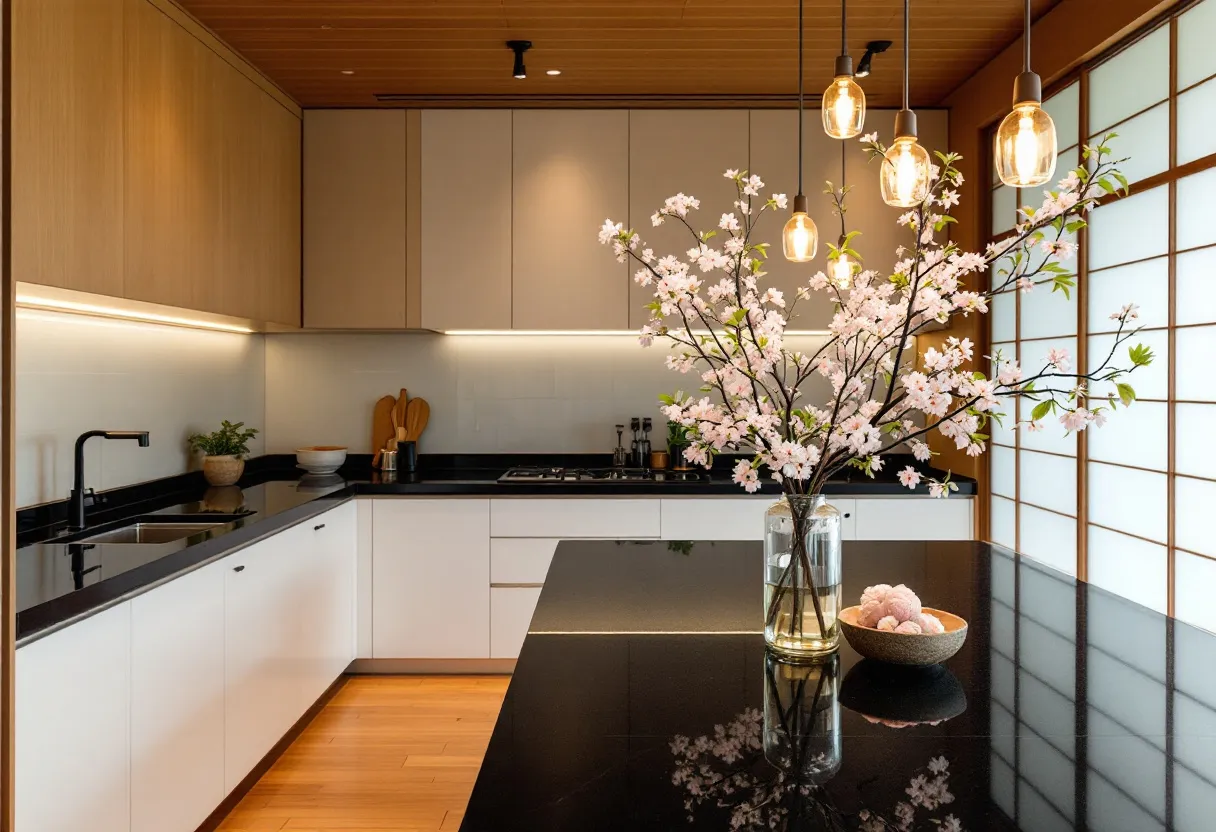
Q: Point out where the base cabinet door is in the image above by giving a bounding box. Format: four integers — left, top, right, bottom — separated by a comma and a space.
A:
372, 499, 490, 658
490, 586, 544, 659
224, 531, 299, 792
303, 502, 357, 700
854, 497, 974, 540
131, 561, 225, 832
16, 603, 132, 832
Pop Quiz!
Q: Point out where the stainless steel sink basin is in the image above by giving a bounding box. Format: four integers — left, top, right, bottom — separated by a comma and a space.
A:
77, 522, 228, 545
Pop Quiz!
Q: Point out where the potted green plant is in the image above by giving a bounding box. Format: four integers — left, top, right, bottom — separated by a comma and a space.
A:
667, 420, 692, 470
188, 420, 259, 486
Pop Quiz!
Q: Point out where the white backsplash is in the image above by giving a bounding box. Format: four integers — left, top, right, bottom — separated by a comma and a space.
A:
16, 310, 265, 508
265, 332, 834, 455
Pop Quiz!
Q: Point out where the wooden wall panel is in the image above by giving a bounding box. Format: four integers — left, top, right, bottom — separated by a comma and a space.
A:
12, 0, 124, 297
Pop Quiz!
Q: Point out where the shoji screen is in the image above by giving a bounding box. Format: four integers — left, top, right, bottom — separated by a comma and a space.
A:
987, 0, 1216, 629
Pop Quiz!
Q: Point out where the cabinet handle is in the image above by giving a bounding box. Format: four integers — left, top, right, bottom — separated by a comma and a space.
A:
233, 564, 246, 572
314, 523, 326, 531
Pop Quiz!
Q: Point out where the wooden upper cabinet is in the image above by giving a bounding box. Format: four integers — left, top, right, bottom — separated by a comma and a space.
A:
303, 110, 408, 329
511, 110, 629, 330
124, 0, 223, 312
627, 110, 750, 329
259, 98, 302, 327
420, 110, 512, 332
13, 0, 125, 297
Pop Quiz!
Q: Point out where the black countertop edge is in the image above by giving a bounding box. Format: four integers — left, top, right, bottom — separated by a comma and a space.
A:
16, 491, 354, 647
349, 478, 976, 497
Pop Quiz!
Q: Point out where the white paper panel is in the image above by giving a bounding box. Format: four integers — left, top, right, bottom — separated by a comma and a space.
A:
1087, 525, 1168, 614
1089, 186, 1169, 271
991, 597, 1015, 660
1088, 25, 1170, 134
990, 289, 1016, 343
1176, 475, 1216, 558
1019, 503, 1077, 576
1044, 82, 1080, 151
1019, 336, 1079, 455
992, 549, 1016, 606
1055, 146, 1079, 181
991, 650, 1015, 710
1173, 693, 1216, 777
1089, 102, 1169, 185
1176, 326, 1216, 401
1174, 755, 1216, 832
1087, 400, 1168, 471
1089, 328, 1169, 401
990, 403, 1016, 446
992, 184, 1016, 235
1088, 764, 1166, 832
1089, 665, 1167, 751
1020, 450, 1077, 515
1019, 672, 1076, 757
1021, 560, 1078, 639
991, 444, 1016, 497
1019, 779, 1075, 832
1088, 461, 1169, 543
1176, 246, 1216, 326
1178, 0, 1216, 89
1174, 620, 1216, 704
1175, 404, 1216, 479
990, 753, 1016, 819
1019, 735, 1076, 823
1087, 712, 1168, 823
1178, 78, 1216, 165
1176, 551, 1216, 634
1088, 586, 1166, 681
990, 702, 1015, 765
1020, 275, 1077, 340
1087, 257, 1169, 333
1178, 168, 1216, 251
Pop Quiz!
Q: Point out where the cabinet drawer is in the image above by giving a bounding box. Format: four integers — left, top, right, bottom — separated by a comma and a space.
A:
660, 497, 857, 541
490, 586, 544, 659
853, 497, 973, 540
490, 498, 660, 539
491, 538, 558, 585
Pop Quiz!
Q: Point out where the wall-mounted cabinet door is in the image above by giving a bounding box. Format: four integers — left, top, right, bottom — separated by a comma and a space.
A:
304, 109, 408, 329
421, 110, 512, 331
628, 110, 750, 329
124, 0, 224, 313
512, 110, 629, 330
13, 0, 125, 297
259, 95, 303, 327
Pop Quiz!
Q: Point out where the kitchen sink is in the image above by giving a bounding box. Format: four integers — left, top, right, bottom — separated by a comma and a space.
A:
76, 521, 229, 545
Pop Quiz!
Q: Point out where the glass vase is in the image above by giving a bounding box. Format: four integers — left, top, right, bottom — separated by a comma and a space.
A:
763, 651, 842, 785
764, 494, 842, 657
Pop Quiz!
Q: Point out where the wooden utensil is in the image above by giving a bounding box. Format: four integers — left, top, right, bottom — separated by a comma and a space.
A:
404, 397, 430, 443
371, 395, 397, 466
394, 388, 408, 432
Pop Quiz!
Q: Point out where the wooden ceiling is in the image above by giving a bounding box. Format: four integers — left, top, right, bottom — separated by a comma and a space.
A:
176, 0, 1062, 108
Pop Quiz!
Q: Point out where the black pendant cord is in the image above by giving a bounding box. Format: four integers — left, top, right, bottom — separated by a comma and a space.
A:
902, 0, 910, 111
1024, 0, 1032, 72
839, 142, 848, 240
840, 0, 847, 56
797, 0, 805, 199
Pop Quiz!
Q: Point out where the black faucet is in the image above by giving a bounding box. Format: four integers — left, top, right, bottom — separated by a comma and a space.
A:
69, 430, 150, 531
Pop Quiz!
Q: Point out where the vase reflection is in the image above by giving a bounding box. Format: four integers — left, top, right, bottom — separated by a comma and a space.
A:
763, 652, 843, 784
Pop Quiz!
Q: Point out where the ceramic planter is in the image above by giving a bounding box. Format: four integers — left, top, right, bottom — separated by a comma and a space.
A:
203, 454, 244, 487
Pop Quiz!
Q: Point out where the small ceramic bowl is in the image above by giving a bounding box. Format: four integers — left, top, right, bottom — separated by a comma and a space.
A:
838, 606, 968, 667
296, 446, 348, 474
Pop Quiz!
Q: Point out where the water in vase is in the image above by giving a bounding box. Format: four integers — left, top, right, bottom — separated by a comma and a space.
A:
764, 494, 843, 657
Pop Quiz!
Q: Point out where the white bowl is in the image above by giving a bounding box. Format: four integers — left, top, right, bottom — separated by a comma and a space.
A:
296, 446, 347, 474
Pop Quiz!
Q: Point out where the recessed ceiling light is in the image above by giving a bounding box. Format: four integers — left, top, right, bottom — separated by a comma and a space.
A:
320, 24, 332, 30
340, 69, 355, 75
546, 69, 562, 76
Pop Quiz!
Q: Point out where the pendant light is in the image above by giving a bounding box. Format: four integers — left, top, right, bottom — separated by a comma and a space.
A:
828, 144, 855, 288
822, 0, 866, 139
994, 0, 1057, 186
783, 0, 819, 263
880, 0, 932, 208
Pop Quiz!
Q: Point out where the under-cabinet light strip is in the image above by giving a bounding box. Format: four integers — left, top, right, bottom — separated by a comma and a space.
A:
443, 329, 833, 336
15, 294, 255, 333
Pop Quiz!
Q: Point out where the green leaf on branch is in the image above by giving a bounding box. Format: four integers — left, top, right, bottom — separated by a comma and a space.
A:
1031, 400, 1053, 422
934, 215, 957, 232
1116, 383, 1136, 407
1051, 274, 1076, 299
1113, 172, 1129, 194
1129, 344, 1155, 366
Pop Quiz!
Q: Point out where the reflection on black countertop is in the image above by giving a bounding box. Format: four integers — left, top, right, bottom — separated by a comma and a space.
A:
462, 540, 1216, 831
15, 453, 974, 645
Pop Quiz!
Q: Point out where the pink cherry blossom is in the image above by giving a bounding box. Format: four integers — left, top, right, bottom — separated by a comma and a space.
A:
898, 467, 922, 489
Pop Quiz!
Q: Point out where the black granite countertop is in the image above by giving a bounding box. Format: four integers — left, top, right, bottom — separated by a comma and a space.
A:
462, 540, 1215, 831
15, 453, 974, 645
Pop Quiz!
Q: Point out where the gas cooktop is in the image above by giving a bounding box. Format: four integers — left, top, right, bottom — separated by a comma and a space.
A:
497, 466, 708, 484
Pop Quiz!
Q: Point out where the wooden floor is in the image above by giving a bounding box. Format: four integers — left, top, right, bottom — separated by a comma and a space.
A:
217, 675, 511, 832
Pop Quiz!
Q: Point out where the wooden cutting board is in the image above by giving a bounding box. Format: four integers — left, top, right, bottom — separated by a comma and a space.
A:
404, 397, 430, 443
371, 395, 397, 465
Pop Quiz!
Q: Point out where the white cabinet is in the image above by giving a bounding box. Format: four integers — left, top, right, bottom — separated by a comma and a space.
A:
491, 538, 559, 584
372, 499, 491, 658
296, 503, 357, 709
491, 587, 544, 659
223, 527, 301, 792
16, 603, 132, 832
131, 561, 225, 832
854, 497, 974, 540
660, 497, 858, 541
490, 498, 661, 539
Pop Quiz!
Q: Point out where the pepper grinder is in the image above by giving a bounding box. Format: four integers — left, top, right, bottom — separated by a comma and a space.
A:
612, 424, 628, 468
638, 417, 653, 469
630, 417, 642, 468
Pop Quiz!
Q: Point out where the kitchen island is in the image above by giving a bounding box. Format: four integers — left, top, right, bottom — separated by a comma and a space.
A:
460, 540, 1216, 831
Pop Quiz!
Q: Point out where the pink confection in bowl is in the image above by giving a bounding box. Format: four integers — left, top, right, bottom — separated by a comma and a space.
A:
838, 606, 969, 666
